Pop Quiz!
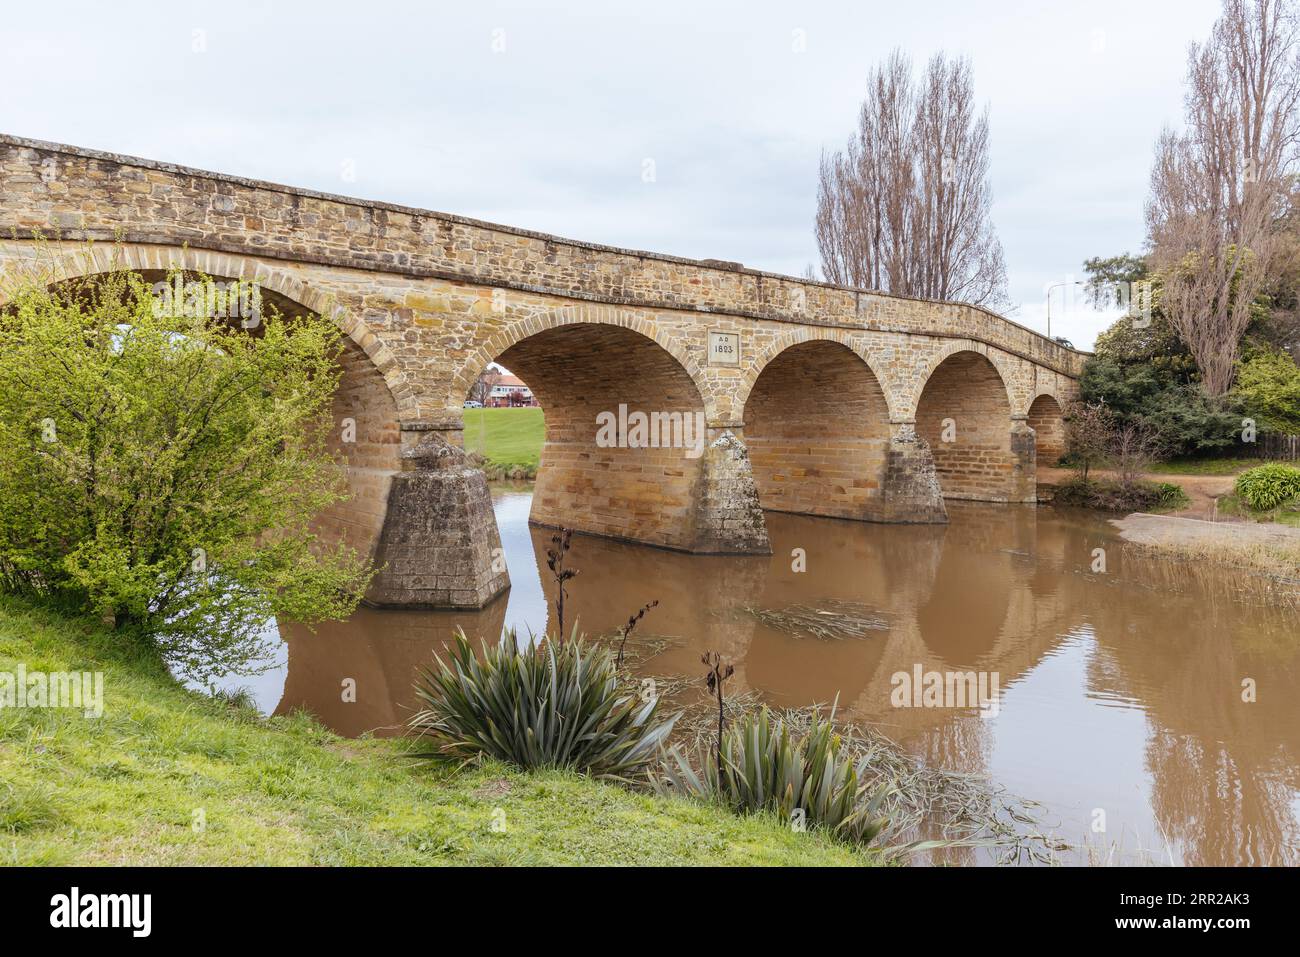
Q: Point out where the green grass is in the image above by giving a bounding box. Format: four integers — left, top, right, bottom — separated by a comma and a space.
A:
462, 407, 544, 472
0, 597, 877, 866
1148, 457, 1263, 476
1214, 492, 1300, 527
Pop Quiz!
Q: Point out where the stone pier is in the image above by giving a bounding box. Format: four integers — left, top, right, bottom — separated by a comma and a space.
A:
365, 434, 509, 609
693, 429, 772, 554
881, 422, 949, 523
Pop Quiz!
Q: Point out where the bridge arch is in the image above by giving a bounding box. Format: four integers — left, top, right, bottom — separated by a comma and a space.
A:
1020, 385, 1061, 418
742, 336, 896, 521
915, 347, 1020, 502
910, 340, 1019, 417
448, 303, 708, 418
461, 317, 728, 552
0, 243, 406, 568
0, 243, 414, 417
739, 328, 904, 420
1027, 392, 1066, 466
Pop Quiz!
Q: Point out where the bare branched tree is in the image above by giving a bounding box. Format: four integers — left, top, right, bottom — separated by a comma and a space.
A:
1064, 401, 1115, 484
1147, 0, 1300, 397
1110, 421, 1166, 488
469, 364, 503, 406
815, 50, 1009, 309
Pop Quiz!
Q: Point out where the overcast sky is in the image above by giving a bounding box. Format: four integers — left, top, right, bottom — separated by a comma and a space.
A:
2, 0, 1225, 348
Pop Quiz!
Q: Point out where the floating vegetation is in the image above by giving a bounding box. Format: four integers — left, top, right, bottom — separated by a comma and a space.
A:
598, 632, 681, 668
797, 714, 1065, 866
628, 673, 697, 702
599, 633, 699, 702
674, 687, 767, 753
741, 599, 889, 640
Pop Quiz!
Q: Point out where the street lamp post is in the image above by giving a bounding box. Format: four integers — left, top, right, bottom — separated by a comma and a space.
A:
1045, 280, 1084, 340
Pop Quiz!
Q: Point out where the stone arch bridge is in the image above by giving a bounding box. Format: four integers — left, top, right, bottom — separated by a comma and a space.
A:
0, 135, 1083, 608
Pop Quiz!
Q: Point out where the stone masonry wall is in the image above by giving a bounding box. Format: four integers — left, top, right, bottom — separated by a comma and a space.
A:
693, 430, 771, 554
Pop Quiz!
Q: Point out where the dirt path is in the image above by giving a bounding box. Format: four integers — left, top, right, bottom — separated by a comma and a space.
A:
1037, 466, 1235, 520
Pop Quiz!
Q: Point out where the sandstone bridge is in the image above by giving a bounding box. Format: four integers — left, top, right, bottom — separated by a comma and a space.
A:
0, 135, 1084, 609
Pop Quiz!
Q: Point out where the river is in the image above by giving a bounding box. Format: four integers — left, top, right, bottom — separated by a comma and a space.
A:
223, 486, 1300, 866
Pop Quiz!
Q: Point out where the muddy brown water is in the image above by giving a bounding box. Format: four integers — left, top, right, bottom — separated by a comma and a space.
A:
229, 486, 1300, 866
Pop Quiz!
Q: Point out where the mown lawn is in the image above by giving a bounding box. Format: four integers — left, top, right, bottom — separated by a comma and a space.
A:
0, 597, 876, 866
462, 407, 545, 471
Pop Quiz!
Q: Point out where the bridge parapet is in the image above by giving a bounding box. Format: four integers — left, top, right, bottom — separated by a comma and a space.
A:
1, 135, 1084, 381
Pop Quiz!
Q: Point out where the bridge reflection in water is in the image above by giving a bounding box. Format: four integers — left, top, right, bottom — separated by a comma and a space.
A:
271, 487, 1300, 867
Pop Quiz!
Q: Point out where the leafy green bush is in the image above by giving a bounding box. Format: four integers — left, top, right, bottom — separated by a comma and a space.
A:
1153, 482, 1192, 510
0, 264, 372, 680
653, 706, 892, 847
410, 629, 676, 782
1234, 347, 1300, 435
1234, 464, 1300, 511
1080, 356, 1243, 457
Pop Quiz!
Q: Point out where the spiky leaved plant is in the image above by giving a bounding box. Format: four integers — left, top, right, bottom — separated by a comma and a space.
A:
653, 704, 893, 847
1235, 463, 1300, 511
410, 628, 677, 783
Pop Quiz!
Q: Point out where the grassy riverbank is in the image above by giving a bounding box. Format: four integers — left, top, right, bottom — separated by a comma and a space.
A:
0, 597, 876, 866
